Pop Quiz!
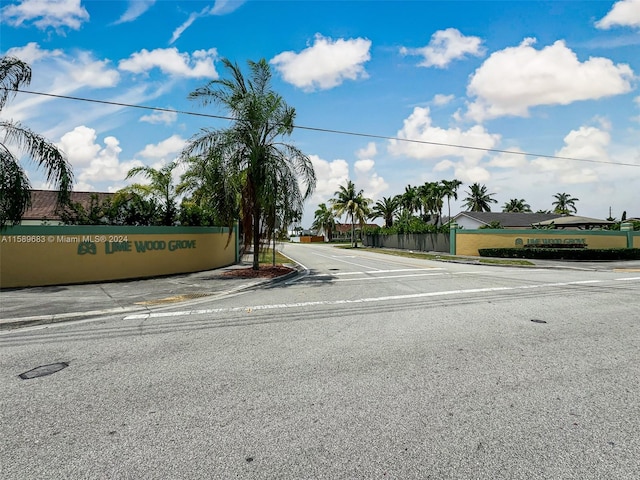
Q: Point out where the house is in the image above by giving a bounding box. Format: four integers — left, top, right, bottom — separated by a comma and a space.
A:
315, 223, 380, 242
332, 223, 379, 241
20, 190, 114, 225
532, 215, 616, 230
452, 211, 563, 229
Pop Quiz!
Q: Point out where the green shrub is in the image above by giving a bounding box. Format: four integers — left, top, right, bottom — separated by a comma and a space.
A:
478, 248, 640, 260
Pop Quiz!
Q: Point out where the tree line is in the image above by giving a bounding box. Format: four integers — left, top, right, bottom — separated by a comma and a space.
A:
312, 178, 595, 245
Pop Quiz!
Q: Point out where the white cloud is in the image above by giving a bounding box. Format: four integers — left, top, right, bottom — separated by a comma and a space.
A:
69, 53, 120, 88
170, 10, 206, 45
400, 28, 484, 68
466, 38, 634, 121
139, 110, 178, 125
388, 107, 500, 185
78, 136, 142, 184
210, 0, 246, 15
57, 126, 102, 167
596, 0, 640, 29
531, 125, 610, 184
354, 159, 374, 174
356, 142, 377, 159
0, 0, 89, 31
169, 0, 246, 43
114, 0, 156, 24
136, 135, 186, 160
5, 42, 62, 64
354, 159, 388, 200
2, 45, 123, 125
433, 94, 454, 106
270, 34, 371, 91
488, 149, 528, 169
56, 127, 142, 187
119, 48, 218, 78
388, 106, 500, 162
307, 155, 349, 203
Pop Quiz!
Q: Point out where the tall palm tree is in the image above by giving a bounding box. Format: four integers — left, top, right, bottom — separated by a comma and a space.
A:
419, 181, 445, 226
370, 196, 399, 228
124, 161, 180, 226
552, 192, 579, 215
502, 198, 532, 213
330, 180, 371, 247
400, 184, 421, 216
441, 179, 463, 223
0, 56, 73, 228
182, 58, 316, 270
462, 183, 497, 212
311, 203, 336, 241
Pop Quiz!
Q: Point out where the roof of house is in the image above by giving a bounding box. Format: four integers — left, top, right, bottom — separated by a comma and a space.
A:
334, 223, 380, 233
453, 211, 563, 227
532, 215, 615, 227
22, 189, 114, 221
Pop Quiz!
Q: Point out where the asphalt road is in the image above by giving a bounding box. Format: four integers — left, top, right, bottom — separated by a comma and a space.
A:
2, 243, 639, 479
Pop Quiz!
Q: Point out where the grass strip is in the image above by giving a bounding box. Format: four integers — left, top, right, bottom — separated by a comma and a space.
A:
346, 246, 534, 266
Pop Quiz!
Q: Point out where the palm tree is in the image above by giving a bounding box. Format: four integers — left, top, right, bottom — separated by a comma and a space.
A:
502, 198, 532, 213
182, 58, 316, 270
419, 181, 445, 226
441, 179, 463, 223
552, 192, 579, 215
330, 180, 371, 247
370, 196, 399, 228
311, 203, 336, 241
178, 154, 240, 229
462, 183, 497, 212
400, 184, 421, 216
1, 56, 73, 228
123, 161, 179, 226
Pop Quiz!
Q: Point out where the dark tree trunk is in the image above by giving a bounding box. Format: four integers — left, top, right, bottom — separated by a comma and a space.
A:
252, 205, 260, 270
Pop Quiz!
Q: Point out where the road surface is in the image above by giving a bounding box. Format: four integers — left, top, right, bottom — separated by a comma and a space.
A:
2, 243, 639, 479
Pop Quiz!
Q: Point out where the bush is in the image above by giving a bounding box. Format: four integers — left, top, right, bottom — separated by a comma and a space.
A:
478, 248, 640, 260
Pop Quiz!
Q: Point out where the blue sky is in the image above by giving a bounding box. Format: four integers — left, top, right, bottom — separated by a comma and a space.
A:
2, 0, 639, 226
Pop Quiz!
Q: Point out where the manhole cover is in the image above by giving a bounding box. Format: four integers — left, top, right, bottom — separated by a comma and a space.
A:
19, 362, 69, 380
329, 268, 339, 271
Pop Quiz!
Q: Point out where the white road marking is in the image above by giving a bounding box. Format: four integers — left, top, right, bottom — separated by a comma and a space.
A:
123, 277, 638, 321
310, 250, 382, 270
331, 268, 443, 276
300, 273, 447, 283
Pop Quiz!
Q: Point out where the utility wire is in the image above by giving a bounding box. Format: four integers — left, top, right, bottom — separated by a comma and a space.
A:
15, 89, 640, 168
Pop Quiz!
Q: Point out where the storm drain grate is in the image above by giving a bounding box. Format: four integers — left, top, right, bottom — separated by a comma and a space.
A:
135, 293, 212, 306
19, 362, 69, 380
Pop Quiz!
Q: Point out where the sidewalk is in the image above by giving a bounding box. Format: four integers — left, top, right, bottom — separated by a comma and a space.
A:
0, 257, 299, 330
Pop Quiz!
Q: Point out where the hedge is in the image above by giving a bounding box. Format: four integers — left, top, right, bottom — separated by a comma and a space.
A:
478, 248, 640, 260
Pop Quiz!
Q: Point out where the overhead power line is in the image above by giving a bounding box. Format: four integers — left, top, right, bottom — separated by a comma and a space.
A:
14, 89, 640, 168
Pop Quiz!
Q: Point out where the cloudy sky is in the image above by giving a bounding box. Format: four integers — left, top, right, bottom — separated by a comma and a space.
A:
2, 0, 639, 226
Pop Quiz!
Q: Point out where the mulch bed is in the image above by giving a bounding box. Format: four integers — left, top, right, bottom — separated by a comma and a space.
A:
222, 265, 295, 279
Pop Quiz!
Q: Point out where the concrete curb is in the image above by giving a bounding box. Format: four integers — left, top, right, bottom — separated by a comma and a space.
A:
0, 263, 305, 332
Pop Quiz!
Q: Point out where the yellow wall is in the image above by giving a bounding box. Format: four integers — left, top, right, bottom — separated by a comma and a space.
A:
455, 230, 628, 256
0, 226, 237, 288
634, 233, 640, 248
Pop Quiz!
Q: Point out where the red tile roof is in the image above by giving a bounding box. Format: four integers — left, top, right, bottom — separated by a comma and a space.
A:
22, 190, 114, 221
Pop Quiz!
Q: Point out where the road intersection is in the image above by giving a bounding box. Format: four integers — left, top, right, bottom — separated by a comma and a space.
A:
2, 243, 639, 479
